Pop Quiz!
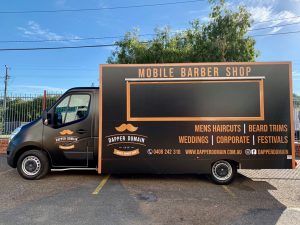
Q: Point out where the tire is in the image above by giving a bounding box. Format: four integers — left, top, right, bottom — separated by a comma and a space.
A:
17, 150, 49, 180
210, 160, 236, 185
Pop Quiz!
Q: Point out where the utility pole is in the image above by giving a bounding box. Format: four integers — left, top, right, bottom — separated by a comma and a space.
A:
3, 65, 9, 134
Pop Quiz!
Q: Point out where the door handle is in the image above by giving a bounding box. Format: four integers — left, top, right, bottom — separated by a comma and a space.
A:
76, 129, 88, 134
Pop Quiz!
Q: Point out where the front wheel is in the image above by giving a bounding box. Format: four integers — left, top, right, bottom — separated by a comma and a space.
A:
210, 160, 236, 185
17, 150, 49, 180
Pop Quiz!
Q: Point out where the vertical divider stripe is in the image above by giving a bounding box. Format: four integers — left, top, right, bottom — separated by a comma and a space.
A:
98, 65, 103, 174
259, 79, 265, 120
126, 81, 131, 121
289, 62, 296, 169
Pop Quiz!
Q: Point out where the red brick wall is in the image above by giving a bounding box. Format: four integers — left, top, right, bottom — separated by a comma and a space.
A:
0, 138, 8, 154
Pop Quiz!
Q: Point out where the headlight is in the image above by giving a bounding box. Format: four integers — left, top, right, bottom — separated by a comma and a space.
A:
9, 126, 22, 143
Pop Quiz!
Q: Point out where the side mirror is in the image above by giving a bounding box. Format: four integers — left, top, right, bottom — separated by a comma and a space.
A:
42, 110, 51, 126
53, 113, 62, 126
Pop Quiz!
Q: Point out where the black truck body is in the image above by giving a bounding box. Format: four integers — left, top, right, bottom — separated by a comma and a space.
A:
7, 62, 296, 184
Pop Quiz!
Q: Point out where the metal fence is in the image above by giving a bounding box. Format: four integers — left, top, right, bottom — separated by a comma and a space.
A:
0, 92, 299, 140
0, 92, 61, 135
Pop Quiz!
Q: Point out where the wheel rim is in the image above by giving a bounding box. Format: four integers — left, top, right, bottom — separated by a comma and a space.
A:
21, 156, 41, 176
212, 161, 232, 181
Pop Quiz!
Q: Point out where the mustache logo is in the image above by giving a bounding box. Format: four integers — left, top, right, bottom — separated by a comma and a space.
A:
60, 129, 74, 135
115, 124, 138, 132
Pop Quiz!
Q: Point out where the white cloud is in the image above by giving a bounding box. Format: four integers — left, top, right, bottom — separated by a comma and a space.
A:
248, 6, 274, 23
272, 10, 300, 23
225, 0, 300, 34
248, 6, 300, 24
18, 21, 81, 42
248, 6, 300, 34
269, 26, 283, 33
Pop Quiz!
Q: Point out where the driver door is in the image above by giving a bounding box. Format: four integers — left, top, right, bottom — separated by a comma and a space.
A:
43, 92, 93, 167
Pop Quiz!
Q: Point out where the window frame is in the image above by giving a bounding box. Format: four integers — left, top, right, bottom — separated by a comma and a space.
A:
52, 93, 91, 128
126, 79, 265, 121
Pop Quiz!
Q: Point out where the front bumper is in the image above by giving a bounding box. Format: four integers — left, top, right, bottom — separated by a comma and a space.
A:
6, 141, 17, 168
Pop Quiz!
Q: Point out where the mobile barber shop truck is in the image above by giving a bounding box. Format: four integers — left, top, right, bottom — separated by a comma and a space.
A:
7, 62, 296, 184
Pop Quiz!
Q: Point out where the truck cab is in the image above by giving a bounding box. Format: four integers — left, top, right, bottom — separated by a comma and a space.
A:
7, 87, 99, 179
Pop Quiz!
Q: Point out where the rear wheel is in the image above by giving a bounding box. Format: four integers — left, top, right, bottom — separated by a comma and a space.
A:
17, 150, 49, 180
210, 160, 236, 185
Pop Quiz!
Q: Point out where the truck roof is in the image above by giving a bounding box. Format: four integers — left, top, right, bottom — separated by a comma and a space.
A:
66, 87, 99, 92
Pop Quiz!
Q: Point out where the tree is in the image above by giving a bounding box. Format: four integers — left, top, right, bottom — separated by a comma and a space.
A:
107, 0, 259, 64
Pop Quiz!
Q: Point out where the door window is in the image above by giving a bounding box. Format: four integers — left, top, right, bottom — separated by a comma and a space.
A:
54, 94, 90, 126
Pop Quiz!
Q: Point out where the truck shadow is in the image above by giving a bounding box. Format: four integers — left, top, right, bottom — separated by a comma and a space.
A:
1, 163, 288, 225
1, 156, 291, 225
108, 173, 286, 225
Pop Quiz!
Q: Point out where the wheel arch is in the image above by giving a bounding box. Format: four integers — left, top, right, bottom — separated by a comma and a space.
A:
13, 145, 52, 168
211, 159, 240, 170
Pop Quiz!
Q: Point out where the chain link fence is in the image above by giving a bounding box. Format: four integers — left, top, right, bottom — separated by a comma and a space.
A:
0, 92, 62, 135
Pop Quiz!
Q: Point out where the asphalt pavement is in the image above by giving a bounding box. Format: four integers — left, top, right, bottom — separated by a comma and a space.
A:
0, 155, 300, 225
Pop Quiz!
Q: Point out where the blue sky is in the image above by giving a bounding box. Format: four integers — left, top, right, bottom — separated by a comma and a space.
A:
0, 0, 299, 95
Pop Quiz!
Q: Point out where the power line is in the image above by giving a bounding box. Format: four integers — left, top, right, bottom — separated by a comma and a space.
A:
249, 21, 300, 31
1, 30, 300, 52
252, 30, 300, 37
2, 21, 300, 44
0, 0, 204, 14
254, 15, 300, 24
0, 33, 155, 43
0, 43, 117, 51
